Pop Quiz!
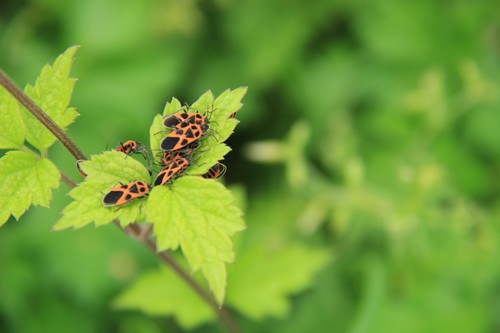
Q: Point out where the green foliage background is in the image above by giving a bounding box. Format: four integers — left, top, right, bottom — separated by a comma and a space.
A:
1, 0, 499, 332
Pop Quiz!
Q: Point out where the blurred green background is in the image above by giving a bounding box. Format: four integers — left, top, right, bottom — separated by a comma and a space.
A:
1, 0, 500, 332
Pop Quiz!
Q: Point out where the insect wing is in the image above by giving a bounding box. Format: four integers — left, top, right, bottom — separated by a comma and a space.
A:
102, 181, 150, 207
160, 123, 207, 151
154, 156, 190, 186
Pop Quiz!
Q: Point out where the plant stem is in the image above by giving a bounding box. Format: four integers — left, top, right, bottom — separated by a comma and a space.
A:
61, 172, 78, 188
3, 69, 242, 333
124, 223, 241, 333
0, 70, 87, 161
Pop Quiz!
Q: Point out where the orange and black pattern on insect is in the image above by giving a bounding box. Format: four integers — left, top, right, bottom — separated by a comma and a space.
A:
202, 163, 227, 179
116, 140, 151, 155
161, 123, 209, 151
76, 160, 87, 178
102, 180, 150, 207
154, 155, 191, 186
162, 141, 200, 166
163, 112, 209, 129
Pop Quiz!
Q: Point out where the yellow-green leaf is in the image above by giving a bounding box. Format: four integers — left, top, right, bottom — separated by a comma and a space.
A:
227, 243, 330, 319
146, 176, 245, 304
113, 266, 216, 329
0, 150, 60, 226
22, 45, 80, 151
0, 86, 25, 149
54, 151, 151, 230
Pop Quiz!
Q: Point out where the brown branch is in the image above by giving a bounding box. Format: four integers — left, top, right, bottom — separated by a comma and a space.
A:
0, 70, 87, 161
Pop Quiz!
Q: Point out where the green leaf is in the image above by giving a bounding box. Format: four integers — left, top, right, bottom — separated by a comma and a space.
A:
211, 87, 247, 140
149, 89, 247, 175
22, 45, 80, 152
79, 151, 151, 184
0, 150, 60, 226
149, 114, 166, 165
185, 143, 232, 176
188, 88, 247, 175
113, 267, 216, 329
54, 151, 151, 230
226, 243, 330, 319
145, 176, 245, 304
149, 97, 183, 164
0, 86, 25, 149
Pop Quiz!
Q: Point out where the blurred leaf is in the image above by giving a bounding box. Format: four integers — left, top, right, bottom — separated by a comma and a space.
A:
0, 86, 25, 149
22, 45, 79, 152
113, 267, 215, 329
349, 258, 385, 333
227, 243, 330, 319
0, 150, 60, 226
146, 177, 245, 304
54, 151, 151, 230
464, 105, 500, 158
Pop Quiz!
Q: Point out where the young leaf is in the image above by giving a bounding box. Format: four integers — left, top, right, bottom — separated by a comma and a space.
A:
113, 267, 216, 329
190, 90, 215, 112
149, 97, 183, 164
149, 114, 165, 165
145, 176, 245, 304
187, 87, 247, 175
211, 87, 247, 140
54, 151, 151, 230
0, 150, 60, 226
0, 86, 25, 149
226, 243, 330, 319
22, 45, 80, 152
79, 151, 151, 184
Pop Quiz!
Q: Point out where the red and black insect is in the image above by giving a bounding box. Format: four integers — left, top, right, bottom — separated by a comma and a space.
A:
161, 123, 209, 151
76, 160, 87, 178
154, 155, 191, 186
102, 180, 150, 207
116, 140, 154, 169
163, 112, 209, 129
116, 140, 150, 155
202, 163, 227, 179
162, 141, 200, 166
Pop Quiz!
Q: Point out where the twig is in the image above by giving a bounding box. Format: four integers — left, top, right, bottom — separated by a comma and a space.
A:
124, 223, 241, 333
2, 70, 240, 333
0, 70, 87, 161
61, 171, 78, 188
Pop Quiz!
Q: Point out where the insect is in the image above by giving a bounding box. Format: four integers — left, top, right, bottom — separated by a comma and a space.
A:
76, 160, 87, 178
163, 111, 209, 129
162, 141, 200, 166
102, 180, 150, 207
154, 155, 191, 186
160, 122, 209, 151
229, 112, 237, 119
115, 140, 152, 157
116, 140, 154, 169
202, 163, 227, 179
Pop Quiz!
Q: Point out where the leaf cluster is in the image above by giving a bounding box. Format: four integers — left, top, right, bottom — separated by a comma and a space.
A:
0, 46, 79, 226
